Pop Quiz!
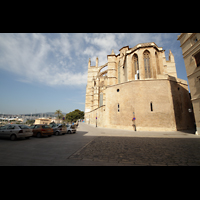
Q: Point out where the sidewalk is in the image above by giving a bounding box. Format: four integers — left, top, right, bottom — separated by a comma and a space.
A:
81, 123, 198, 138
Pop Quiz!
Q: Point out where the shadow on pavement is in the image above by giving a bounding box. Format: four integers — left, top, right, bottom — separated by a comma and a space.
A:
176, 129, 196, 134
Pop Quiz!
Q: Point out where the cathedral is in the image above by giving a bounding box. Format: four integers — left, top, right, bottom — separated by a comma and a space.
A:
84, 42, 194, 131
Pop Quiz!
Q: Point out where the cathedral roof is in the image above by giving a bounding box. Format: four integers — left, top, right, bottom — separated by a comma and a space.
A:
126, 42, 164, 55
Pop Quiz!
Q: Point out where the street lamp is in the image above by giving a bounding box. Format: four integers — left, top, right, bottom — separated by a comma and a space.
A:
96, 113, 97, 127
133, 111, 136, 131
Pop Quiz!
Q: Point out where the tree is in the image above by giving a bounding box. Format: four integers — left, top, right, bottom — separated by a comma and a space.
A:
26, 119, 35, 126
55, 110, 62, 119
65, 109, 84, 123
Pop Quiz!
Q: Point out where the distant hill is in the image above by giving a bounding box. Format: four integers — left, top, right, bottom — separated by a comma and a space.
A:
25, 112, 67, 116
1, 112, 67, 117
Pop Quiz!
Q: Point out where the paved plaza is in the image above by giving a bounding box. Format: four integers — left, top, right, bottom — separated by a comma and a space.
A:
0, 123, 200, 166
70, 136, 200, 166
68, 123, 200, 166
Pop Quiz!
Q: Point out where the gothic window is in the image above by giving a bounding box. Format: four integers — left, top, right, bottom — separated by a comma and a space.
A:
133, 54, 139, 80
144, 50, 151, 78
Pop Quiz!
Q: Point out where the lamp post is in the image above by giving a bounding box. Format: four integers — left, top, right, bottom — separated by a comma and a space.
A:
133, 111, 136, 131
96, 113, 97, 127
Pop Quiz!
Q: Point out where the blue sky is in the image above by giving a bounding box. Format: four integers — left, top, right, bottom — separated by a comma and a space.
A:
0, 33, 186, 114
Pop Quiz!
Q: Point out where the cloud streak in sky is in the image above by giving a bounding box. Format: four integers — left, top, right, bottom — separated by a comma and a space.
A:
0, 33, 180, 87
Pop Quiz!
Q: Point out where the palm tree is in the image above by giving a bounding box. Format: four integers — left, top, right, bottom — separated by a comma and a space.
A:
55, 110, 62, 119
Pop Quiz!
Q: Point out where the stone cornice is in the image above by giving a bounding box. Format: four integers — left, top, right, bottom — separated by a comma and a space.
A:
180, 33, 196, 48
187, 68, 200, 78
119, 45, 129, 52
177, 33, 184, 40
183, 41, 200, 58
126, 42, 163, 56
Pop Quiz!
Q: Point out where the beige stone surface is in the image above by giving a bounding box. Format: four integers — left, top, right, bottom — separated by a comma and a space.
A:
85, 42, 195, 131
178, 33, 200, 135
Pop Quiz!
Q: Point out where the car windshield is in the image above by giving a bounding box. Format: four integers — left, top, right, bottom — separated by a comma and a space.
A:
42, 125, 50, 128
49, 124, 57, 128
19, 125, 30, 129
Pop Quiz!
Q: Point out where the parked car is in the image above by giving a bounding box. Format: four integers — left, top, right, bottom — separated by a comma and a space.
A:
66, 124, 76, 134
50, 124, 67, 136
30, 124, 53, 138
0, 124, 33, 141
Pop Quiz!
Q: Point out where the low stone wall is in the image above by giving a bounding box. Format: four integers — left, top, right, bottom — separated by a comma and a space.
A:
84, 105, 106, 127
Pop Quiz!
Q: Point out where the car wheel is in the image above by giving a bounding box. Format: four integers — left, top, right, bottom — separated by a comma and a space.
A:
10, 134, 16, 141
67, 130, 71, 134
55, 131, 59, 136
37, 132, 41, 138
25, 137, 30, 139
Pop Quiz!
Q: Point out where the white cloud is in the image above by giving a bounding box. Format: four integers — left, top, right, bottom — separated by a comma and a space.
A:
0, 33, 87, 87
0, 33, 180, 87
91, 33, 117, 49
49, 33, 71, 58
83, 46, 96, 57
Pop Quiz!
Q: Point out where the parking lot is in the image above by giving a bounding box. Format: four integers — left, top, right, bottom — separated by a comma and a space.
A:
1, 122, 200, 166
0, 127, 94, 166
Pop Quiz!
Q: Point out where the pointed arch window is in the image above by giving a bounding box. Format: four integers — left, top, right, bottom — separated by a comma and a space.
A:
144, 50, 151, 78
133, 54, 139, 80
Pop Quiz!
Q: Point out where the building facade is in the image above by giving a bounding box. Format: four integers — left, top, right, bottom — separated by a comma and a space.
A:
177, 33, 200, 135
84, 42, 194, 131
34, 118, 52, 125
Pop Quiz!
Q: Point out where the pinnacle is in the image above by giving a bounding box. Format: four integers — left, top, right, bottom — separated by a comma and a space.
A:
111, 49, 115, 55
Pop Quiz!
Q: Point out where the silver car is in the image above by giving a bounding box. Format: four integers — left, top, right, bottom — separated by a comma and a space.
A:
0, 124, 33, 141
66, 124, 76, 134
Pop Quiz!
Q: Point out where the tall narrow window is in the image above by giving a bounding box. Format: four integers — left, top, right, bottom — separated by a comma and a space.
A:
99, 93, 103, 107
144, 50, 151, 78
133, 54, 139, 80
118, 103, 120, 112
194, 51, 200, 67
118, 61, 120, 83
124, 57, 128, 82
150, 102, 153, 112
155, 52, 160, 74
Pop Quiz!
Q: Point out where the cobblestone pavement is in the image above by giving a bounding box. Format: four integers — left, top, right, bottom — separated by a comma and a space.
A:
69, 136, 200, 166
1, 122, 200, 166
